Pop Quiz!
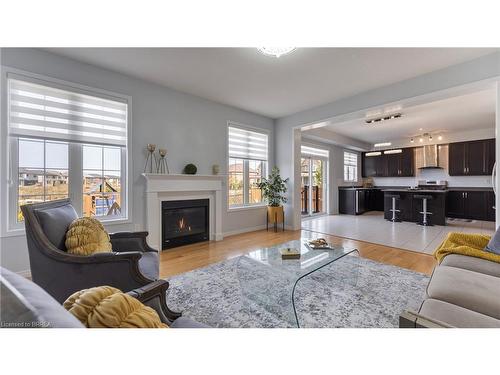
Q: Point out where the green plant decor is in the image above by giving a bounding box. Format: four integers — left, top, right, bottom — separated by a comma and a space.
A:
183, 163, 197, 174
257, 167, 289, 207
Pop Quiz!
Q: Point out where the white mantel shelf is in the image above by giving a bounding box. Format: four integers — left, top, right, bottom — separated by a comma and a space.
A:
142, 173, 226, 180
142, 173, 224, 250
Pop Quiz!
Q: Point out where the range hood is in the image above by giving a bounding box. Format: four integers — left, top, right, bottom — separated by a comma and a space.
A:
415, 145, 448, 170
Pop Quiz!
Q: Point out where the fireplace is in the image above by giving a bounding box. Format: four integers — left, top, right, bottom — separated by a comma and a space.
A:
161, 199, 209, 249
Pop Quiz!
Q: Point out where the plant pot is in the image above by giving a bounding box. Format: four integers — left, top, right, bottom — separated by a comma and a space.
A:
267, 205, 284, 224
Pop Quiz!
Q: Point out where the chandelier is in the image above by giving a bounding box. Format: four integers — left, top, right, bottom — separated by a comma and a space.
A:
257, 47, 296, 58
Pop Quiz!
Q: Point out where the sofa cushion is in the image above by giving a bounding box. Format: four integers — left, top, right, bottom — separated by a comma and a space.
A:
419, 298, 500, 328
138, 252, 159, 280
485, 227, 500, 255
441, 254, 500, 278
427, 265, 500, 320
0, 267, 83, 328
169, 316, 210, 328
34, 204, 78, 250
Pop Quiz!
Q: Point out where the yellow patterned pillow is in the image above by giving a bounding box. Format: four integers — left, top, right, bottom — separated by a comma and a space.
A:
63, 286, 168, 328
65, 217, 112, 255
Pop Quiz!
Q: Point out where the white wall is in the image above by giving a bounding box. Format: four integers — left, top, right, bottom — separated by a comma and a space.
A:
0, 48, 274, 273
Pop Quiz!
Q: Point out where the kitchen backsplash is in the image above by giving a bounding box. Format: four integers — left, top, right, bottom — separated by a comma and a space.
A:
372, 168, 492, 187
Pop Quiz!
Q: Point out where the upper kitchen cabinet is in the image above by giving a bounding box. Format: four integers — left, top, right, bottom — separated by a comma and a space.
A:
362, 152, 387, 177
362, 148, 413, 177
448, 138, 495, 176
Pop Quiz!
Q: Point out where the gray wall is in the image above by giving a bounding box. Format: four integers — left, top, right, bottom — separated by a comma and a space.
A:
0, 48, 274, 273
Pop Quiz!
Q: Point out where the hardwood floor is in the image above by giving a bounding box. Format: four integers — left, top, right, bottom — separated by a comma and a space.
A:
159, 229, 437, 278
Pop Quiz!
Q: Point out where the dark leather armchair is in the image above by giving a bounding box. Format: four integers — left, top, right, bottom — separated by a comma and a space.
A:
21, 199, 170, 306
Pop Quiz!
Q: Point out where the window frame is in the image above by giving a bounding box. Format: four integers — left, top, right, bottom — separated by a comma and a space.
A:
227, 122, 269, 211
343, 150, 359, 183
1, 67, 132, 236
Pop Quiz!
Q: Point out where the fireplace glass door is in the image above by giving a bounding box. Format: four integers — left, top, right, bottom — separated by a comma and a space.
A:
162, 199, 209, 249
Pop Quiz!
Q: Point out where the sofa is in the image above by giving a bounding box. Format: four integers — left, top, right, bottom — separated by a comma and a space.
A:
400, 253, 500, 328
0, 267, 207, 328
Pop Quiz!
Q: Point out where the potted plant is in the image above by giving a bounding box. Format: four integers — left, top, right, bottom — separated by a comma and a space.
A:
257, 167, 289, 228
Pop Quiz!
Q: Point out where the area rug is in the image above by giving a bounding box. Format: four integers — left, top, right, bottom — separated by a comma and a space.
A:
166, 254, 429, 328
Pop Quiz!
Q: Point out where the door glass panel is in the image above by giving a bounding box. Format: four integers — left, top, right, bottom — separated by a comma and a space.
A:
301, 158, 310, 215
311, 159, 325, 214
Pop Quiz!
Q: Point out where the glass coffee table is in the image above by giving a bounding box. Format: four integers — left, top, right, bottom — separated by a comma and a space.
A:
235, 239, 359, 327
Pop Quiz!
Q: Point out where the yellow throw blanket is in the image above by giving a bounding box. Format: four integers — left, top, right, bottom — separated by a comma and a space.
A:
434, 232, 500, 264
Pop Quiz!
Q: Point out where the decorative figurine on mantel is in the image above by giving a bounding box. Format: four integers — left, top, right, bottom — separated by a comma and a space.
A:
212, 164, 220, 175
157, 148, 170, 174
143, 144, 158, 173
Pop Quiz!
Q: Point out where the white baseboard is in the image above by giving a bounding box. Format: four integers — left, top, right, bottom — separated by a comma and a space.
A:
223, 225, 267, 237
16, 269, 31, 279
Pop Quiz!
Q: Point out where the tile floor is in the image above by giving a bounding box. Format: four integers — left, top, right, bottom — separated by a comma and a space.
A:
301, 212, 496, 254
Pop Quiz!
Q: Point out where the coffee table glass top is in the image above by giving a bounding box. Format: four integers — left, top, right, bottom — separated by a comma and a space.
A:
243, 240, 356, 277
236, 240, 359, 327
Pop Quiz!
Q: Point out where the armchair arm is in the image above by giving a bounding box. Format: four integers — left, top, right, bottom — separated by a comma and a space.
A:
109, 231, 157, 253
127, 280, 182, 324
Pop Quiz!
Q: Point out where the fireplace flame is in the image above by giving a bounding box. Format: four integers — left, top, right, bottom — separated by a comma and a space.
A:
178, 217, 192, 232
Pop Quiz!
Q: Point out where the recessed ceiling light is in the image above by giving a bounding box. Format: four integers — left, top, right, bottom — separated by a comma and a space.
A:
419, 138, 424, 143
257, 47, 296, 58
374, 142, 391, 147
438, 135, 443, 141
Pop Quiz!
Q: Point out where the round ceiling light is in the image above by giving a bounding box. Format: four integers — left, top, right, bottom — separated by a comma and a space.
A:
257, 47, 296, 58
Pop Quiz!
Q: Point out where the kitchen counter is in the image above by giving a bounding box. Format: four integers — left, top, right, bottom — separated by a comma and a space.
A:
382, 188, 447, 194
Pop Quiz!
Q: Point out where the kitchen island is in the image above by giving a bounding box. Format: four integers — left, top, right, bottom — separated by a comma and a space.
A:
382, 189, 447, 225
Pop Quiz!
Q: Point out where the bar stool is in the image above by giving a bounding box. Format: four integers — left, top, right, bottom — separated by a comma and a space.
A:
386, 194, 401, 222
414, 194, 433, 226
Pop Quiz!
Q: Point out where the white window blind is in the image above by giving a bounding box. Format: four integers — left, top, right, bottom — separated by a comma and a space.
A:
228, 126, 268, 161
8, 77, 128, 147
301, 145, 329, 158
344, 151, 358, 182
344, 151, 357, 166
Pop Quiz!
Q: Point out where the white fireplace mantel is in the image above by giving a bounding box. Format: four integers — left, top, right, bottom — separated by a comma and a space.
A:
142, 173, 225, 250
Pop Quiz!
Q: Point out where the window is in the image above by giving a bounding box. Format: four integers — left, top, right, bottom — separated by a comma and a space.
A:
228, 125, 268, 208
7, 74, 128, 228
344, 151, 358, 182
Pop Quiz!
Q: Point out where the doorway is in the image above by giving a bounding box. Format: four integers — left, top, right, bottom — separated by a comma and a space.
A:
301, 145, 328, 217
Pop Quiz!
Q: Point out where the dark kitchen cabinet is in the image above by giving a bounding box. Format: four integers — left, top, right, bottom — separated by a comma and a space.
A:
339, 188, 384, 214
362, 153, 387, 177
448, 142, 466, 176
466, 191, 487, 220
446, 190, 491, 221
486, 191, 496, 222
448, 139, 495, 176
362, 148, 413, 177
446, 191, 466, 218
486, 138, 496, 175
362, 154, 377, 177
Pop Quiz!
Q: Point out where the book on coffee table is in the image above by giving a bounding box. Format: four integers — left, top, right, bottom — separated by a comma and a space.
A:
280, 247, 301, 259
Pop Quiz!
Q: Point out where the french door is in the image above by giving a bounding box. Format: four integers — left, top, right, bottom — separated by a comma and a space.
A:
301, 156, 327, 216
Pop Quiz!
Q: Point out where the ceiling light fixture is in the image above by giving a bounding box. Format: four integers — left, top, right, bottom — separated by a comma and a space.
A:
257, 47, 296, 58
374, 142, 392, 147
365, 113, 402, 124
411, 132, 442, 144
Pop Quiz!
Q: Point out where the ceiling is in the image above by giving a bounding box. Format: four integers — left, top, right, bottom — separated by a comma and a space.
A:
310, 89, 496, 144
45, 48, 497, 119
